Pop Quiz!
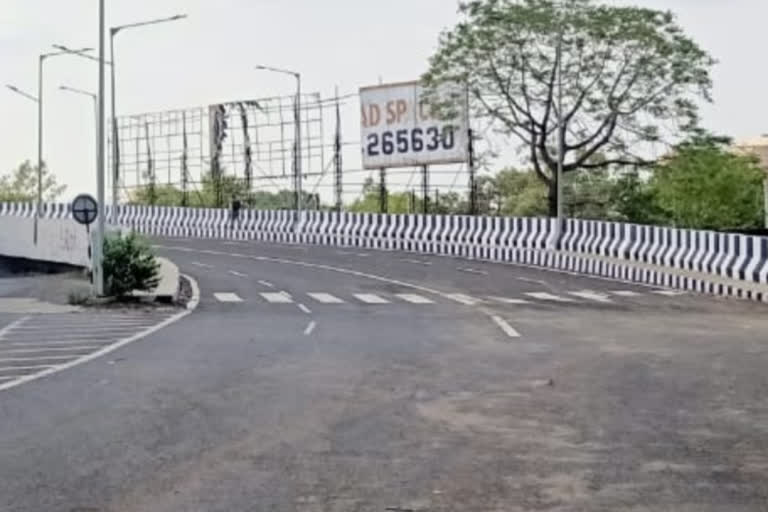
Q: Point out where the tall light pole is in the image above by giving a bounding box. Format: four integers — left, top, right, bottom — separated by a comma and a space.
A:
59, 86, 98, 195
31, 47, 93, 245
550, 0, 569, 250
254, 65, 302, 222
109, 14, 187, 223
6, 84, 39, 103
95, 0, 106, 296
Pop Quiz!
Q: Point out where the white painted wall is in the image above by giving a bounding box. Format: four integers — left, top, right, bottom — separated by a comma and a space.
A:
0, 216, 91, 268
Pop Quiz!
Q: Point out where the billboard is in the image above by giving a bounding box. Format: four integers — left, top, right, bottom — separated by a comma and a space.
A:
359, 81, 468, 169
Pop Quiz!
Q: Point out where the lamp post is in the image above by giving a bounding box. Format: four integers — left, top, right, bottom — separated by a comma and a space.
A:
254, 65, 302, 221
109, 14, 187, 223
59, 86, 98, 194
5, 84, 39, 103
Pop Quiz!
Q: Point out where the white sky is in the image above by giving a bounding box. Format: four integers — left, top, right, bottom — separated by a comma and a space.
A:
1, 0, 766, 201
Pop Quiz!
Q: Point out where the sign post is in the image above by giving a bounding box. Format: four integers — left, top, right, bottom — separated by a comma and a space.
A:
71, 193, 101, 294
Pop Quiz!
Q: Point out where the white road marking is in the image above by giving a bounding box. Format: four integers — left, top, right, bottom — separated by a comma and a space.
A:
446, 293, 480, 306
191, 261, 213, 268
354, 294, 390, 304
653, 290, 687, 297
261, 292, 294, 304
0, 364, 57, 373
458, 267, 488, 276
525, 292, 576, 303
0, 355, 75, 363
0, 340, 113, 347
395, 294, 434, 304
297, 303, 312, 314
490, 315, 521, 338
517, 277, 550, 286
258, 280, 275, 288
0, 316, 29, 337
356, 253, 370, 257
303, 321, 317, 336
228, 270, 248, 277
400, 258, 432, 266
488, 296, 531, 305
0, 345, 102, 355
307, 293, 345, 304
214, 292, 244, 303
568, 290, 613, 303
611, 290, 642, 297
0, 275, 199, 394
336, 251, 353, 256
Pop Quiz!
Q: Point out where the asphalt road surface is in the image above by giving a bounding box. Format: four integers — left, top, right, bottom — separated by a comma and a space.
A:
2, 238, 768, 511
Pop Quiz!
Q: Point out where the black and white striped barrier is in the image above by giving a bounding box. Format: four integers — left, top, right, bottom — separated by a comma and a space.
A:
4, 202, 766, 302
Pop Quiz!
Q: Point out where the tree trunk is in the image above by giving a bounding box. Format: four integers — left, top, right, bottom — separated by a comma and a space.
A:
548, 181, 558, 217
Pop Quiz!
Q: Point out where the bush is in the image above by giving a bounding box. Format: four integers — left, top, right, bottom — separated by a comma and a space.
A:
102, 232, 160, 298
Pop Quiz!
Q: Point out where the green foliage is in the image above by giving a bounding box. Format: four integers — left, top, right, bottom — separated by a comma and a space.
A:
0, 160, 66, 202
423, 0, 715, 215
650, 137, 765, 230
102, 232, 160, 298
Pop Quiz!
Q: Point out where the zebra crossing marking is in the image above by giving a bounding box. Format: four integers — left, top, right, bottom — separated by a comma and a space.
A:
307, 293, 345, 304
353, 294, 390, 304
446, 293, 481, 306
395, 294, 434, 304
213, 292, 243, 303
260, 292, 294, 304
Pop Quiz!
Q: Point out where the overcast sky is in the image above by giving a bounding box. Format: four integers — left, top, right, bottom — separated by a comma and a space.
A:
1, 0, 766, 201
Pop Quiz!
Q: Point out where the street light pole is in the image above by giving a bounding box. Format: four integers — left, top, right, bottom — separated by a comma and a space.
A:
95, 0, 106, 296
109, 14, 187, 224
254, 65, 303, 222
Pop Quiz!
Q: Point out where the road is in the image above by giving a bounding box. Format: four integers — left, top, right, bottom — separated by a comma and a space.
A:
1, 237, 768, 511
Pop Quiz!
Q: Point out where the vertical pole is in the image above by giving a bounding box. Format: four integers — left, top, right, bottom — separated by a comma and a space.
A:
35, 55, 44, 245
334, 86, 343, 212
468, 128, 476, 215
421, 165, 429, 214
110, 31, 119, 224
553, 4, 565, 249
295, 74, 303, 224
763, 175, 768, 229
94, 0, 106, 296
434, 188, 440, 213
379, 168, 387, 214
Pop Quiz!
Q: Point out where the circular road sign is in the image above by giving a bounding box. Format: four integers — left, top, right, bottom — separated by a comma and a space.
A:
71, 193, 99, 226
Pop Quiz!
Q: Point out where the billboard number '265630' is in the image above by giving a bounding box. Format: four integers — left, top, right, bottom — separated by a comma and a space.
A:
359, 81, 468, 169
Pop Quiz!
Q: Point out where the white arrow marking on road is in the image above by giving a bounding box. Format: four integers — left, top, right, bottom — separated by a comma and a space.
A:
490, 315, 521, 338
568, 290, 613, 303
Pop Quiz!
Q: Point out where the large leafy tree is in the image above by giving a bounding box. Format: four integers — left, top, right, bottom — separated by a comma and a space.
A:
0, 160, 66, 202
650, 136, 765, 230
423, 0, 715, 216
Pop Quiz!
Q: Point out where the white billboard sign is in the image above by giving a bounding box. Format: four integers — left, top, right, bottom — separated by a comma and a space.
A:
359, 81, 468, 169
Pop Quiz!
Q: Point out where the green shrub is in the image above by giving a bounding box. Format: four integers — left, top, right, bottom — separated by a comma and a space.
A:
102, 232, 160, 298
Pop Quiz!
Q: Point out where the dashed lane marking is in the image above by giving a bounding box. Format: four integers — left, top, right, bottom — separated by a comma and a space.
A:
297, 303, 312, 314
214, 292, 244, 303
525, 292, 576, 303
490, 315, 521, 338
611, 290, 643, 297
395, 294, 434, 304
191, 261, 214, 269
258, 280, 275, 288
458, 267, 489, 276
653, 290, 688, 297
400, 258, 432, 266
307, 293, 345, 304
303, 321, 317, 336
353, 294, 390, 304
228, 270, 248, 278
568, 290, 613, 303
488, 296, 531, 305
